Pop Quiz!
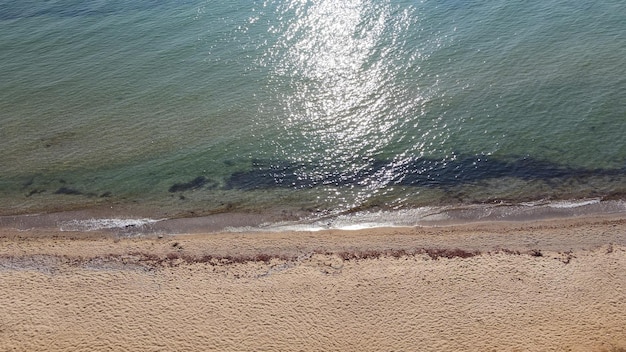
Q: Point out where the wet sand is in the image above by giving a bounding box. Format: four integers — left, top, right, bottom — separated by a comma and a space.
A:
1, 215, 625, 351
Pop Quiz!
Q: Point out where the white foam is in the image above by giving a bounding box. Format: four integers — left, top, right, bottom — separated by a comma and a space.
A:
518, 198, 606, 209
227, 207, 440, 232
242, 200, 625, 231
335, 222, 396, 231
59, 218, 161, 232
546, 198, 601, 209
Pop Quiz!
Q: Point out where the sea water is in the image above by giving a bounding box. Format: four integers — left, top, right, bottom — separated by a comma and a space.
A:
1, 0, 625, 230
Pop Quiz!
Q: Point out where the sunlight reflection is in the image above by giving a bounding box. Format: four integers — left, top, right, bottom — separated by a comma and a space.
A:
270, 0, 399, 159
262, 0, 445, 210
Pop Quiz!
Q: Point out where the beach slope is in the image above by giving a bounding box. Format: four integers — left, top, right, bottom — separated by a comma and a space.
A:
1, 216, 625, 351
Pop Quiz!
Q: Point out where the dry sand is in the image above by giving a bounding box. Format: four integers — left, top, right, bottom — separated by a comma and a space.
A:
1, 215, 625, 351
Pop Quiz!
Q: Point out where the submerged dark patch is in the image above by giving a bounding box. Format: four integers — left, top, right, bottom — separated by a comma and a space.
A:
169, 176, 209, 193
26, 189, 46, 197
224, 156, 625, 190
21, 178, 34, 189
54, 187, 82, 195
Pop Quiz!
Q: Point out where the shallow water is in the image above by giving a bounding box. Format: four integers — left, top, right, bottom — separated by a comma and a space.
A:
1, 0, 625, 224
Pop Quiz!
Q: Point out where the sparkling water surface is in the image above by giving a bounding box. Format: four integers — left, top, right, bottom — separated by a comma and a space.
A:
1, 0, 625, 224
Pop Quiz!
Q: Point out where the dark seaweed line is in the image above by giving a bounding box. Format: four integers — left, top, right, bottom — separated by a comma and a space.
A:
0, 248, 582, 270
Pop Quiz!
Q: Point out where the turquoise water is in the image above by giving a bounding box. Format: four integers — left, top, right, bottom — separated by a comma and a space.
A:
1, 0, 625, 221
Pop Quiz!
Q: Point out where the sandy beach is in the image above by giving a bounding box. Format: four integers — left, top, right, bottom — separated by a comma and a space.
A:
1, 215, 625, 351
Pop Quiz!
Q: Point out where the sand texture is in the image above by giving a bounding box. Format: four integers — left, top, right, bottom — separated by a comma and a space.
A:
1, 216, 626, 351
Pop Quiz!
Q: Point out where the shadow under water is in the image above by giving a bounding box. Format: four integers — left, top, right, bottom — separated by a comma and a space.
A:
223, 155, 626, 190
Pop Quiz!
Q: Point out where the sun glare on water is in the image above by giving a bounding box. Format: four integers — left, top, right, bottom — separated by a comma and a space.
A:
257, 0, 446, 209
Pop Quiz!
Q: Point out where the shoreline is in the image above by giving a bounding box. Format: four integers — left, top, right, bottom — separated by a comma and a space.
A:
2, 214, 626, 351
2, 198, 625, 236
3, 215, 625, 272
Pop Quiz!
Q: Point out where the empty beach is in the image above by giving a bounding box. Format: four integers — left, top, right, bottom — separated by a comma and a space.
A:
2, 215, 625, 351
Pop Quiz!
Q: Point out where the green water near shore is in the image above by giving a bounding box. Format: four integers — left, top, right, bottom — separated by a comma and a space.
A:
1, 0, 625, 218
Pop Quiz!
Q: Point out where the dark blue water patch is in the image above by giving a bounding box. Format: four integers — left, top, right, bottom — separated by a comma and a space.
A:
168, 176, 218, 193
53, 186, 105, 198
15, 177, 108, 198
54, 187, 83, 195
10, 155, 625, 201
223, 155, 626, 190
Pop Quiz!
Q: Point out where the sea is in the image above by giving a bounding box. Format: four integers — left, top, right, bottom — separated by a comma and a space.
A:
1, 0, 625, 233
